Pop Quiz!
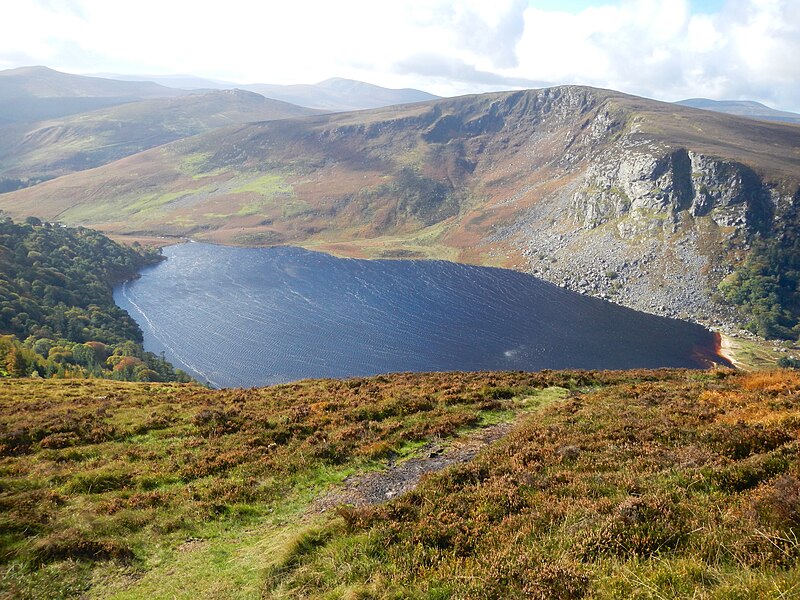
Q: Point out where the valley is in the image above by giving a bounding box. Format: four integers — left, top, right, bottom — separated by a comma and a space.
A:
3, 0, 800, 596
1, 84, 799, 339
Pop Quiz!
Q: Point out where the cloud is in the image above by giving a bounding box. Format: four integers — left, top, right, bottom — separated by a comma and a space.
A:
394, 53, 548, 90
1, 0, 799, 111
509, 0, 800, 110
427, 0, 529, 69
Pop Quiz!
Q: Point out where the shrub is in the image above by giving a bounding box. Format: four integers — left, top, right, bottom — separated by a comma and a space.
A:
578, 494, 689, 558
752, 475, 800, 528
706, 423, 793, 460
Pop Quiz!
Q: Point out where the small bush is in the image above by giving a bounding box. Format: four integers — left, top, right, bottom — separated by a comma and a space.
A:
712, 451, 791, 492
38, 432, 80, 450
706, 423, 793, 460
579, 494, 689, 558
752, 475, 800, 528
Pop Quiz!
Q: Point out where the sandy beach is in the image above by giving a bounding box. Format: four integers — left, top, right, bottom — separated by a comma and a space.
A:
718, 333, 743, 369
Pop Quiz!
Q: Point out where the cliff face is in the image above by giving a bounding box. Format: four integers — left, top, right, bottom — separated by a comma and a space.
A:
570, 149, 775, 234
517, 105, 798, 330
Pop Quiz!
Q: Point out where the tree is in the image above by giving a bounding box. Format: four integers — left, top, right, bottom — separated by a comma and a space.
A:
5, 347, 27, 377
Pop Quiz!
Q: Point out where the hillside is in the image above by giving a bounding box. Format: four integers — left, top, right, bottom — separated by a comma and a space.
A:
243, 77, 439, 111
677, 98, 800, 124
2, 85, 799, 334
0, 90, 318, 188
2, 369, 800, 598
0, 66, 186, 123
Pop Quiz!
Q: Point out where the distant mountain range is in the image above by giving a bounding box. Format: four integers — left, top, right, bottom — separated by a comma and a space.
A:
240, 78, 439, 112
0, 66, 440, 124
0, 66, 188, 123
676, 98, 800, 124
96, 72, 440, 112
0, 66, 435, 188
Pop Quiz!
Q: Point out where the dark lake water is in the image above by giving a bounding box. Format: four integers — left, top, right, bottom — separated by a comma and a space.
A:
113, 242, 728, 388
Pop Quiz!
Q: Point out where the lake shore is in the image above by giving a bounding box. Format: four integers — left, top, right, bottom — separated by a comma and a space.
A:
115, 242, 722, 388
719, 333, 743, 369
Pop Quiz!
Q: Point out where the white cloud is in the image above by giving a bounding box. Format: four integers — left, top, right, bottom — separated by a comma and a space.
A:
1, 0, 799, 111
506, 0, 800, 110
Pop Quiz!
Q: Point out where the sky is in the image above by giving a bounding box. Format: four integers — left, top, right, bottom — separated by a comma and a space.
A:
1, 0, 799, 112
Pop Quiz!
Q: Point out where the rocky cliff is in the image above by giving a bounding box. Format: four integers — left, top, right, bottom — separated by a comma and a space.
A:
496, 90, 800, 332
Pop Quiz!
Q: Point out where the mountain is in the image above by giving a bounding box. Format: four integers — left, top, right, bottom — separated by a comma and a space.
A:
0, 89, 319, 188
677, 98, 800, 124
0, 66, 187, 123
92, 72, 234, 90
243, 77, 440, 111
92, 73, 440, 111
2, 85, 799, 334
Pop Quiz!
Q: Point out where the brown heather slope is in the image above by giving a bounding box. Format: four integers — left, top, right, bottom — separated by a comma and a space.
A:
4, 370, 800, 598
2, 85, 799, 325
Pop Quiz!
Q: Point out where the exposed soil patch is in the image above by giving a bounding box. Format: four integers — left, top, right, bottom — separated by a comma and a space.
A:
312, 422, 516, 512
176, 537, 209, 553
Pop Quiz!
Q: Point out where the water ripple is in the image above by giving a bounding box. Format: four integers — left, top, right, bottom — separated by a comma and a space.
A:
113, 244, 724, 388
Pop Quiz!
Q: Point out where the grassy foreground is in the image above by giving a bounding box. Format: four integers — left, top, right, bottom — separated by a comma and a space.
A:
2, 369, 800, 598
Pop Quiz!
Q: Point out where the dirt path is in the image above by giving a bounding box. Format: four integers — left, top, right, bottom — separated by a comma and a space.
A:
311, 421, 516, 512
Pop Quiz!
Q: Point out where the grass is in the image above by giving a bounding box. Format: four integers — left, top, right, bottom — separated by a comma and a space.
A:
0, 371, 580, 599
60, 185, 218, 224
231, 172, 312, 219
230, 173, 293, 197
5, 369, 800, 598
301, 218, 461, 262
721, 334, 797, 371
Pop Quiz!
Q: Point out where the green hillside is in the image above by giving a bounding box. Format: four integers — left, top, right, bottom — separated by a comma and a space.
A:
2, 369, 800, 598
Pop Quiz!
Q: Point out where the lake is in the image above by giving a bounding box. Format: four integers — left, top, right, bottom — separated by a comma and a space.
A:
114, 243, 728, 388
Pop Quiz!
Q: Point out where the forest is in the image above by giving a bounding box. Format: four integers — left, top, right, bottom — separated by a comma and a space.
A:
0, 215, 190, 382
719, 222, 800, 341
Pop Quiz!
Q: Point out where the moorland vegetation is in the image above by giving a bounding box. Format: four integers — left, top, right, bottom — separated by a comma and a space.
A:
2, 369, 800, 598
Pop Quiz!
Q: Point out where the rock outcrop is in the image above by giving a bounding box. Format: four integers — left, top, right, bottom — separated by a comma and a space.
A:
517, 111, 797, 331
